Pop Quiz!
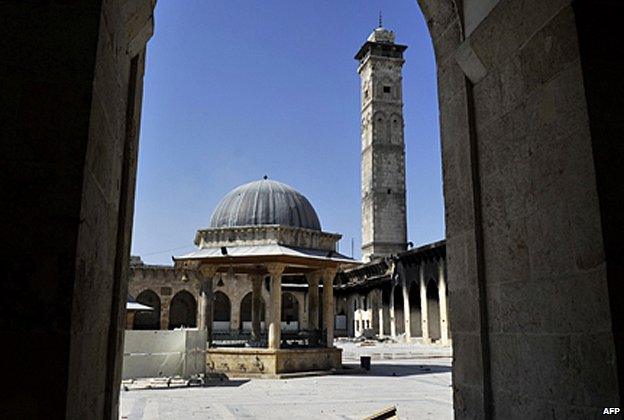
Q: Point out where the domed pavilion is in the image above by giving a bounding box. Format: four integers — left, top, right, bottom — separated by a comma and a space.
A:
173, 178, 356, 377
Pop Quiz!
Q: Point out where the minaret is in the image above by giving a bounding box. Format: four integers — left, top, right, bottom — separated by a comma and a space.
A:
355, 24, 408, 261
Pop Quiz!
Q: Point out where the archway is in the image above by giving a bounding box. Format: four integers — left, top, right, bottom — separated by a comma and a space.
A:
133, 290, 161, 330
239, 292, 265, 331
11, 1, 624, 420
168, 290, 196, 329
281, 292, 299, 332
213, 291, 231, 332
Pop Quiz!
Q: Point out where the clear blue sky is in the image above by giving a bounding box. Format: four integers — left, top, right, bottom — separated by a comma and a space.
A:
131, 0, 444, 264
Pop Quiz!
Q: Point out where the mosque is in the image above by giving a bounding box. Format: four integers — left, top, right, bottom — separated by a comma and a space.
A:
127, 25, 449, 376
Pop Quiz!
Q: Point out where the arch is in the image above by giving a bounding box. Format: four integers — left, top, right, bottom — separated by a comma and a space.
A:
168, 290, 196, 329
390, 113, 403, 144
239, 292, 265, 331
133, 290, 161, 330
281, 292, 299, 323
372, 110, 388, 140
214, 291, 231, 321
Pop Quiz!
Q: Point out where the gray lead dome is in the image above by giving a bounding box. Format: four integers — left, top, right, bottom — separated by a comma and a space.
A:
209, 179, 321, 231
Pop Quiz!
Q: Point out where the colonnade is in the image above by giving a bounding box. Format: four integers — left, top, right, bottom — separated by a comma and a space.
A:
197, 264, 337, 349
389, 259, 448, 345
350, 259, 449, 345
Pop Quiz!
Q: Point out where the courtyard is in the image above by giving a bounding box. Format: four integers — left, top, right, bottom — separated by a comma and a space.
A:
120, 342, 453, 419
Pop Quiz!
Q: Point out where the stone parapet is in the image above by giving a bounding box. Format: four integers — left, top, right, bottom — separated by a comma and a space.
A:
194, 225, 341, 251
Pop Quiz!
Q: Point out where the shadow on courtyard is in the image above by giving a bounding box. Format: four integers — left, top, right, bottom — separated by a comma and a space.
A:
340, 363, 452, 378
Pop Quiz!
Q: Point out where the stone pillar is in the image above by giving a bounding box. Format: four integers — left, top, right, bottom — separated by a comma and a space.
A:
419, 264, 430, 343
378, 290, 384, 337
389, 285, 397, 338
346, 295, 355, 337
296, 293, 306, 331
230, 299, 240, 334
438, 260, 449, 345
306, 271, 321, 333
251, 274, 263, 342
125, 311, 135, 330
267, 264, 285, 350
322, 268, 336, 348
198, 266, 217, 345
402, 272, 411, 341
160, 296, 170, 330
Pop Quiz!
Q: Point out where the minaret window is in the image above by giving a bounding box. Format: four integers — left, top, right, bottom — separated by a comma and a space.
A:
383, 86, 391, 93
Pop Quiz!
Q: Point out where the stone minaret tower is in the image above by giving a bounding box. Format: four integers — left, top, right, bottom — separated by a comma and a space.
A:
355, 25, 408, 261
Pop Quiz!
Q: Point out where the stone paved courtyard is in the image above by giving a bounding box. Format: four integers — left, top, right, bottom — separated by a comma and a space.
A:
120, 345, 453, 420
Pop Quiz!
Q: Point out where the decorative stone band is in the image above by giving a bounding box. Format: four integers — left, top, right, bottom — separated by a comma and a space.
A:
194, 225, 341, 252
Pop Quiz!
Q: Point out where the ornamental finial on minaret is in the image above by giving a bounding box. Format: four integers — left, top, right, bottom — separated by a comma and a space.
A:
367, 20, 395, 43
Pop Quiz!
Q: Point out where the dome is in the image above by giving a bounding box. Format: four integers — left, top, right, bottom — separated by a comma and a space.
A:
209, 178, 321, 231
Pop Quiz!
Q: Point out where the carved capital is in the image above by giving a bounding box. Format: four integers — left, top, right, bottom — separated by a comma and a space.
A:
266, 263, 285, 278
306, 270, 322, 286
322, 268, 337, 286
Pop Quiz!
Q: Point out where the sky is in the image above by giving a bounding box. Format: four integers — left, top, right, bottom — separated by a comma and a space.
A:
131, 0, 444, 264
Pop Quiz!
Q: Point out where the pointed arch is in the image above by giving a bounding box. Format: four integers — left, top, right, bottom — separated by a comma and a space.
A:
239, 292, 265, 331
133, 290, 161, 330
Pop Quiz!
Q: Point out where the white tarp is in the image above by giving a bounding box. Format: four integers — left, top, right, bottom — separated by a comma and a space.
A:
122, 329, 206, 380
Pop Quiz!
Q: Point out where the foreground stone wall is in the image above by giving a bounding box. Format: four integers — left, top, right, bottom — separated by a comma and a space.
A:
418, 0, 623, 416
4, 1, 622, 418
1, 1, 155, 418
2, 3, 101, 416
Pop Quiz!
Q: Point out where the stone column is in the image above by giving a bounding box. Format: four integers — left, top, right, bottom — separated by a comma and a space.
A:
198, 266, 217, 344
251, 274, 263, 342
389, 285, 397, 338
230, 298, 241, 334
354, 297, 361, 337
125, 311, 135, 330
402, 272, 411, 341
346, 295, 355, 337
438, 259, 449, 345
377, 290, 384, 337
267, 263, 285, 350
160, 296, 171, 330
419, 264, 430, 343
296, 293, 306, 331
306, 271, 321, 333
322, 268, 336, 348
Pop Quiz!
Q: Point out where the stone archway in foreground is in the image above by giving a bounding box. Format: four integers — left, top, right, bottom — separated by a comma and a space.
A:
5, 1, 624, 418
416, 0, 624, 417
